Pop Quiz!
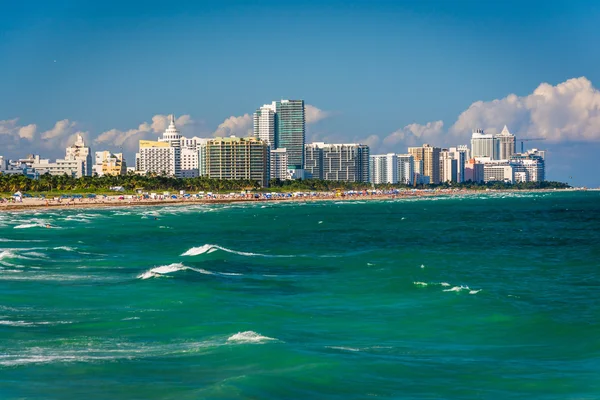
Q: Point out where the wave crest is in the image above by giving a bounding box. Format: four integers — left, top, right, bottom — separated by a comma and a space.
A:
181, 244, 292, 258
137, 263, 216, 279
227, 331, 277, 344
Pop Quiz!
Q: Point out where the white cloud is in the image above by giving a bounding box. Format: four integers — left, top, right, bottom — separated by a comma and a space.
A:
383, 121, 444, 150
379, 77, 600, 153
213, 104, 331, 139
94, 114, 195, 152
212, 114, 253, 137
18, 124, 37, 140
0, 118, 37, 141
305, 104, 330, 124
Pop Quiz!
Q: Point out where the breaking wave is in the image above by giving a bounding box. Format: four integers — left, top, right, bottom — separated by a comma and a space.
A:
181, 244, 292, 258
137, 263, 220, 280
227, 331, 277, 344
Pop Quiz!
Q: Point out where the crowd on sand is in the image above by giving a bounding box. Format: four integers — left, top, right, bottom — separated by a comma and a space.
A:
0, 189, 458, 211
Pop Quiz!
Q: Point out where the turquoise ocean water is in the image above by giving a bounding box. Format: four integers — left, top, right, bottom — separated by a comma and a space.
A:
0, 191, 599, 399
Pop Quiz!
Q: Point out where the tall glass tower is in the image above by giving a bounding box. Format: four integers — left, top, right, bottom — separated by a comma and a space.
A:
275, 100, 305, 170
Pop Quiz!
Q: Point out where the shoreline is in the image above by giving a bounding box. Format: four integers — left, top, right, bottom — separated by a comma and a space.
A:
0, 188, 586, 213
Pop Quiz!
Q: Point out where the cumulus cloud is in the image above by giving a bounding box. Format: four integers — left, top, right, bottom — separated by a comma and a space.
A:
94, 114, 195, 152
305, 104, 330, 124
0, 118, 38, 152
213, 104, 331, 138
212, 114, 253, 137
383, 120, 444, 149
379, 77, 600, 153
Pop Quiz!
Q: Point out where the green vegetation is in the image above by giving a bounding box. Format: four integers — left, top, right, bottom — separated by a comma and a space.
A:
0, 172, 571, 197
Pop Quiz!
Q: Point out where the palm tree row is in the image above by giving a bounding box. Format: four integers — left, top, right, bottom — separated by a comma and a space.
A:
0, 172, 569, 194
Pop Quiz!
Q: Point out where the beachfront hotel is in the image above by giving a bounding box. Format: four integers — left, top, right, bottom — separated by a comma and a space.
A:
369, 153, 414, 185
305, 142, 370, 182
204, 136, 268, 187
138, 140, 176, 176
408, 144, 441, 184
94, 151, 127, 176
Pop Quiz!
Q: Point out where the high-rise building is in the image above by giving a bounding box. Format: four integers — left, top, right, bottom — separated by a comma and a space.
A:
269, 148, 288, 181
464, 158, 484, 183
275, 100, 305, 170
253, 103, 276, 147
471, 129, 499, 160
180, 137, 209, 178
138, 140, 176, 176
253, 99, 305, 174
408, 144, 441, 184
203, 137, 268, 187
94, 151, 126, 176
483, 163, 514, 183
495, 125, 516, 160
439, 150, 458, 183
448, 146, 468, 183
158, 115, 183, 177
369, 154, 397, 184
510, 152, 545, 182
305, 142, 369, 182
65, 134, 92, 176
397, 154, 414, 185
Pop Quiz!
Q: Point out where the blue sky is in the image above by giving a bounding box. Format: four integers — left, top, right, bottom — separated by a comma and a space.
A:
1, 0, 600, 186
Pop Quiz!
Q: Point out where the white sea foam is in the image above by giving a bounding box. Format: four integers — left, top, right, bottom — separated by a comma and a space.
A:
14, 223, 45, 229
469, 289, 482, 294
138, 263, 187, 279
0, 320, 72, 327
54, 246, 76, 252
413, 281, 428, 286
0, 238, 46, 243
181, 244, 293, 258
443, 285, 471, 292
326, 346, 360, 352
137, 263, 219, 279
440, 282, 451, 287
227, 331, 276, 344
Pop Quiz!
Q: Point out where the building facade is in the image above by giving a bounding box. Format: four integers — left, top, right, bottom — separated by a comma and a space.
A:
138, 140, 176, 176
94, 151, 127, 176
369, 154, 397, 184
408, 144, 441, 184
269, 148, 288, 181
305, 142, 369, 182
495, 125, 516, 160
275, 100, 305, 170
471, 129, 499, 160
65, 134, 93, 176
204, 137, 268, 187
253, 103, 276, 147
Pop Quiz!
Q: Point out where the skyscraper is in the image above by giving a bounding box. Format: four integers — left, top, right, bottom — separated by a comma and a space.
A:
408, 144, 441, 184
369, 154, 397, 184
253, 103, 276, 147
471, 129, 499, 160
275, 100, 305, 170
495, 125, 516, 160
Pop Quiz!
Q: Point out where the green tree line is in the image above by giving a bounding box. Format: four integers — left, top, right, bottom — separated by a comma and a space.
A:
0, 172, 570, 195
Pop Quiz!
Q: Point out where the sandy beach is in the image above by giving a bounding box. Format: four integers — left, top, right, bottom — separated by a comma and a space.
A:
0, 188, 579, 213
0, 190, 459, 212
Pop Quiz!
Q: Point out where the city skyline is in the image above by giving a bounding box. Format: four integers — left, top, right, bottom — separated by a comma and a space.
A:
1, 1, 600, 186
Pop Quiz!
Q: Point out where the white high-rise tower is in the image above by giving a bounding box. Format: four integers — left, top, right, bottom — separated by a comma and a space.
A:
159, 115, 182, 177
495, 125, 516, 160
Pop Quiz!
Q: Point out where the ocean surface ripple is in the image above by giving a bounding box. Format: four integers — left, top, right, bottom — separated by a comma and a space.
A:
1, 191, 599, 399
